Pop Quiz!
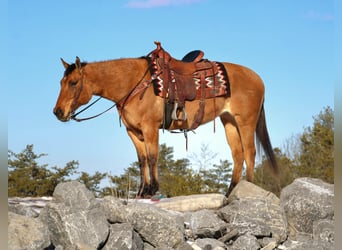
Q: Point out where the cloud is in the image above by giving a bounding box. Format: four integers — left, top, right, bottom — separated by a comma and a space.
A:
125, 0, 203, 8
303, 10, 334, 21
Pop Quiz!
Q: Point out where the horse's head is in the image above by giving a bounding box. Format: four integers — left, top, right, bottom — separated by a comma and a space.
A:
53, 57, 93, 122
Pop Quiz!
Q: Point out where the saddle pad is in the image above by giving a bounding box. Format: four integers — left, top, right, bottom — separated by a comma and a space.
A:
151, 61, 230, 100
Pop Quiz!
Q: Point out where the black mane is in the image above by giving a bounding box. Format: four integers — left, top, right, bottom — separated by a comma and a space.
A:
64, 62, 87, 76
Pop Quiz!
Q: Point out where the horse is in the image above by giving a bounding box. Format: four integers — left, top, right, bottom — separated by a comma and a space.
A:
53, 46, 278, 198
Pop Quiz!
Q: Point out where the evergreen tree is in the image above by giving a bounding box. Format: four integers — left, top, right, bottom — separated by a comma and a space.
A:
254, 106, 334, 195
107, 162, 141, 198
77, 171, 107, 197
254, 147, 295, 196
158, 144, 203, 196
8, 145, 78, 197
296, 106, 334, 183
209, 160, 232, 194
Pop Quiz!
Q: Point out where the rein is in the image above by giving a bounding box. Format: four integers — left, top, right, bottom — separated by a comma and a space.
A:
71, 97, 116, 122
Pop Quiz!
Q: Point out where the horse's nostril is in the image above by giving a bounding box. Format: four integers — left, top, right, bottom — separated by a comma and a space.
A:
54, 108, 63, 118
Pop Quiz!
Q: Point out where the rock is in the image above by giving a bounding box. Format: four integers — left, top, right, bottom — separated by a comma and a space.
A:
74, 242, 96, 250
313, 219, 334, 243
280, 178, 334, 237
8, 203, 39, 218
8, 178, 335, 250
103, 223, 143, 250
277, 237, 333, 250
259, 237, 278, 249
220, 199, 272, 236
261, 241, 278, 250
219, 180, 287, 243
40, 181, 109, 249
8, 212, 51, 250
195, 238, 227, 249
101, 196, 126, 223
185, 209, 227, 239
53, 181, 96, 210
218, 228, 239, 243
227, 233, 260, 250
226, 180, 280, 205
102, 199, 185, 248
175, 242, 194, 250
154, 193, 227, 212
143, 242, 156, 250
8, 197, 52, 217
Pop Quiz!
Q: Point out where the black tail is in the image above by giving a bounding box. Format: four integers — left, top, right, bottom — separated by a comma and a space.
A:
256, 104, 279, 174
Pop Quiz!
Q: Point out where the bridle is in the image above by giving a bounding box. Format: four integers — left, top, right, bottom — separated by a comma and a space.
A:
70, 57, 153, 122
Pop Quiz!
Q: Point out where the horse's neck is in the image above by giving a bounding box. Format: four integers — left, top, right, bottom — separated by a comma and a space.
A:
87, 58, 149, 102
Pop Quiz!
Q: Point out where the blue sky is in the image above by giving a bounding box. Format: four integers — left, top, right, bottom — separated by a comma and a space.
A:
7, 0, 334, 179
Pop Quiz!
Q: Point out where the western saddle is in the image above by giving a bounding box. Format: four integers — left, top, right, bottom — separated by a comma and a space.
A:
150, 41, 219, 130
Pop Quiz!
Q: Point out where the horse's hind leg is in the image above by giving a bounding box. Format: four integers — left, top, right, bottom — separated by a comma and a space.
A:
238, 124, 257, 183
220, 114, 244, 197
232, 110, 259, 187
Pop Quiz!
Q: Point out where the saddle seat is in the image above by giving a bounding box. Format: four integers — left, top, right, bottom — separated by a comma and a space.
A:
153, 41, 216, 76
182, 50, 204, 62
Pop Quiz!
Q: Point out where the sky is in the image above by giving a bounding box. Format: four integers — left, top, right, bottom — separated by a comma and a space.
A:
6, 0, 334, 181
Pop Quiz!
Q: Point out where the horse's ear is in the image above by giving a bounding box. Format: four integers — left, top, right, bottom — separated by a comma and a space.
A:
75, 56, 82, 71
61, 58, 69, 69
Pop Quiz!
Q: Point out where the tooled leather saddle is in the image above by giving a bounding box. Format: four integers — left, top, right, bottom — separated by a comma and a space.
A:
148, 41, 229, 130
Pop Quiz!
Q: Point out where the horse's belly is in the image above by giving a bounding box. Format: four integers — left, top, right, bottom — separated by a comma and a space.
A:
166, 97, 229, 130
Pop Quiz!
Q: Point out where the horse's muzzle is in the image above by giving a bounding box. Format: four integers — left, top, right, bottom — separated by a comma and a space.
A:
53, 107, 70, 122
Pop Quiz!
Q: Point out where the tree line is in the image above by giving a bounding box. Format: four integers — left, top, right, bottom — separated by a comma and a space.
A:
8, 106, 334, 198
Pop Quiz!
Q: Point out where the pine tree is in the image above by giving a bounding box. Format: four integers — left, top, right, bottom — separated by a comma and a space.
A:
78, 171, 107, 197
8, 145, 78, 196
296, 106, 334, 183
254, 147, 294, 196
107, 163, 140, 198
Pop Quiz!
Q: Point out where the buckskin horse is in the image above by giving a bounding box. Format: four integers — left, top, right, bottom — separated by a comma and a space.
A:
53, 42, 278, 197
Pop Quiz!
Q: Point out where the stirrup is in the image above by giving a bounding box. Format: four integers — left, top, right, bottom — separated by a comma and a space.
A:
171, 103, 178, 120
171, 103, 187, 121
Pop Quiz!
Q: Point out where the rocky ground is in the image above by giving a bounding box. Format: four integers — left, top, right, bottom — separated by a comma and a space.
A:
8, 177, 334, 250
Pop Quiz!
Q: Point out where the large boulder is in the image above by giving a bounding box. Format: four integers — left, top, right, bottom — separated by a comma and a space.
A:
40, 181, 109, 249
154, 193, 227, 212
8, 212, 51, 250
102, 196, 185, 249
102, 223, 144, 250
219, 180, 287, 244
280, 178, 334, 237
227, 233, 260, 250
184, 209, 227, 239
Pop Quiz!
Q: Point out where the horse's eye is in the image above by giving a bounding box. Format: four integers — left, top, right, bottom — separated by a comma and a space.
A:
69, 81, 78, 87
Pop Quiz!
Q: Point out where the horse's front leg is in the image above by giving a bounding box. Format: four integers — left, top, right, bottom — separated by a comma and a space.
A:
143, 127, 160, 195
126, 129, 150, 198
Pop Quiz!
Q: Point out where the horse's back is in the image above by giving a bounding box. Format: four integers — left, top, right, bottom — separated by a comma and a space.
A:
219, 62, 265, 121
222, 62, 264, 87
